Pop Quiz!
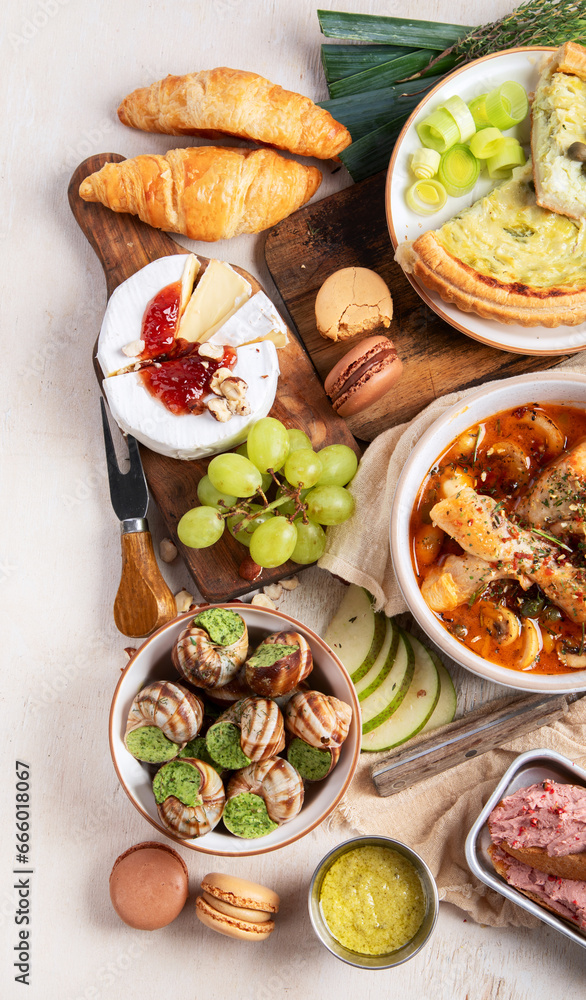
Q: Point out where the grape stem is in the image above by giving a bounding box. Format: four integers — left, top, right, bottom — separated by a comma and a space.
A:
220, 472, 310, 538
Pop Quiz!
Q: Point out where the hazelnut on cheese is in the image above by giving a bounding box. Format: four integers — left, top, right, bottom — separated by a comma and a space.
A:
315, 267, 393, 342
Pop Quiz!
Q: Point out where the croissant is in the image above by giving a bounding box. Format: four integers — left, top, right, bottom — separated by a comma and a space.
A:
78, 146, 321, 241
117, 67, 351, 160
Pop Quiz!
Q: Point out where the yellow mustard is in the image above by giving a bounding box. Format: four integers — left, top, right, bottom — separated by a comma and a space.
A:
319, 846, 425, 955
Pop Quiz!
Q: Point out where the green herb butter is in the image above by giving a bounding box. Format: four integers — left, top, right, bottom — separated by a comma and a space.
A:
319, 846, 425, 955
223, 792, 278, 839
153, 759, 202, 808
288, 738, 332, 780
125, 726, 179, 764
247, 643, 298, 668
206, 722, 251, 769
182, 736, 223, 774
193, 608, 245, 646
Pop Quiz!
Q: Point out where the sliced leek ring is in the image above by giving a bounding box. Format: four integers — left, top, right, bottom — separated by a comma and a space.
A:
437, 144, 480, 197
469, 127, 505, 159
485, 81, 529, 130
416, 109, 460, 153
467, 94, 491, 129
487, 138, 526, 179
410, 147, 441, 179
440, 95, 476, 143
406, 178, 448, 215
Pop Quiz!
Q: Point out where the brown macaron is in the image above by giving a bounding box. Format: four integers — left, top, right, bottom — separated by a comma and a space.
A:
324, 335, 403, 417
109, 841, 189, 930
195, 872, 279, 941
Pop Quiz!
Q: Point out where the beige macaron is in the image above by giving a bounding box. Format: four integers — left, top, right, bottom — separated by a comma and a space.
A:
315, 267, 393, 342
196, 873, 279, 941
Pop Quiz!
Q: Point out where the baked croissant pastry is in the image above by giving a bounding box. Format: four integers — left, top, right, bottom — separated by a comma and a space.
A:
78, 146, 321, 241
117, 67, 351, 160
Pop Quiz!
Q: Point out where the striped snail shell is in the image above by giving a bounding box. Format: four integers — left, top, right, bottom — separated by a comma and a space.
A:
153, 758, 225, 838
205, 667, 256, 706
284, 690, 352, 749
221, 696, 285, 762
244, 631, 313, 697
124, 681, 204, 762
227, 757, 304, 825
173, 609, 248, 689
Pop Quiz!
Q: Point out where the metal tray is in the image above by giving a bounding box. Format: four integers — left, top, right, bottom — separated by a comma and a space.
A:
465, 748, 586, 949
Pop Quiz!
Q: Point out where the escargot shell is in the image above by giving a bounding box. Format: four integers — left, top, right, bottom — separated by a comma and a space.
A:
227, 757, 304, 824
154, 758, 225, 838
206, 667, 256, 706
284, 690, 351, 749
244, 631, 313, 697
220, 696, 285, 762
173, 610, 248, 689
125, 680, 204, 756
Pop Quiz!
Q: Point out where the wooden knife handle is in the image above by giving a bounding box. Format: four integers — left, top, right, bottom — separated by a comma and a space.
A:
114, 529, 177, 638
371, 694, 581, 797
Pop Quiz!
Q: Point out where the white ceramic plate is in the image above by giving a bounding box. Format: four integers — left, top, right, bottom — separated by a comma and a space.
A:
109, 604, 361, 856
387, 47, 586, 357
390, 371, 586, 693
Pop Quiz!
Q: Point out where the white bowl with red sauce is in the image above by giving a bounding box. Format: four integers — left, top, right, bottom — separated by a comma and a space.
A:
391, 372, 586, 693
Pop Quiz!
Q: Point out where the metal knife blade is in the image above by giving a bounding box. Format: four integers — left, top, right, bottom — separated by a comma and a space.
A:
100, 398, 149, 523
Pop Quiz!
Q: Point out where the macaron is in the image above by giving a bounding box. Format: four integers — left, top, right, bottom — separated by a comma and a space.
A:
324, 335, 403, 417
195, 872, 279, 941
109, 841, 189, 930
315, 267, 393, 342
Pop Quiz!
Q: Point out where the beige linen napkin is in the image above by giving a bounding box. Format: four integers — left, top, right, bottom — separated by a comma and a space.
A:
319, 357, 586, 925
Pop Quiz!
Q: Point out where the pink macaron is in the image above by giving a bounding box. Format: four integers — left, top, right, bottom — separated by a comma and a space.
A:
324, 335, 403, 417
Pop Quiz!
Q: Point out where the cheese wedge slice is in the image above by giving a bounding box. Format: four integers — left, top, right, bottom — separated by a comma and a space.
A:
209, 291, 288, 349
180, 254, 200, 313
177, 259, 251, 343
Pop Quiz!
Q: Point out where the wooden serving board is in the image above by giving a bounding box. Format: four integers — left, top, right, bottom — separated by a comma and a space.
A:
69, 153, 359, 604
265, 170, 571, 442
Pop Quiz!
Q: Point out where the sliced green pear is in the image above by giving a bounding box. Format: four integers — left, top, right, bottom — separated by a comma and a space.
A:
354, 618, 399, 701
323, 585, 385, 682
419, 652, 457, 736
360, 629, 414, 733
361, 634, 440, 750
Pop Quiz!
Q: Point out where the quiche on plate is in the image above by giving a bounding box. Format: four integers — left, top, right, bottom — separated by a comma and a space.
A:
395, 161, 586, 328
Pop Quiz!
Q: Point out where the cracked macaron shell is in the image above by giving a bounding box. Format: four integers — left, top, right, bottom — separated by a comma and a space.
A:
315, 267, 393, 342
324, 334, 403, 417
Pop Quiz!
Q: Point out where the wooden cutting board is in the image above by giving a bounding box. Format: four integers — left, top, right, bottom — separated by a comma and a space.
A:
68, 153, 359, 604
265, 170, 571, 442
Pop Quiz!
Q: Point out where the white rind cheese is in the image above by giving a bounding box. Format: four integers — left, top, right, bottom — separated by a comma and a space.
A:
209, 291, 288, 348
97, 255, 193, 377
177, 259, 251, 343
103, 342, 279, 461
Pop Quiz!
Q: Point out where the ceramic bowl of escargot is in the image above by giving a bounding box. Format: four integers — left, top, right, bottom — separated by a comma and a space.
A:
109, 603, 361, 856
391, 371, 586, 694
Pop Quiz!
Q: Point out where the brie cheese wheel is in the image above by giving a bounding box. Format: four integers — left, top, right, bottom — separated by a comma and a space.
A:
209, 291, 288, 348
103, 341, 279, 461
177, 259, 251, 343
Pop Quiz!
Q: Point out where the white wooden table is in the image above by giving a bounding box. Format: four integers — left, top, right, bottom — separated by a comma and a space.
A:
3, 0, 586, 996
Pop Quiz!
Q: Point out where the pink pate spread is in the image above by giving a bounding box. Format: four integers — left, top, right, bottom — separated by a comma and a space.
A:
488, 780, 586, 856
491, 846, 586, 929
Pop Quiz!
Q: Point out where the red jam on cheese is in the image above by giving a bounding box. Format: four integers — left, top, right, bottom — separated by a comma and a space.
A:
140, 347, 237, 416
140, 281, 182, 359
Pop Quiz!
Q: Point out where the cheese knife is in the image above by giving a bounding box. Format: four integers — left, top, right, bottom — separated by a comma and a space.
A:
100, 398, 177, 638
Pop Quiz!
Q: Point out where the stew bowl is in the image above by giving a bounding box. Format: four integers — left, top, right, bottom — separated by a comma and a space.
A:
390, 371, 586, 693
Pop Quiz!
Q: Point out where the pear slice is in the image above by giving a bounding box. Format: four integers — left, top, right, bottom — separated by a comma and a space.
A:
360, 628, 414, 733
323, 585, 386, 682
361, 634, 440, 751
354, 618, 399, 701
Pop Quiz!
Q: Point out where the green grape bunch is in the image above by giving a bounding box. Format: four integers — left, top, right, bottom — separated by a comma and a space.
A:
177, 418, 358, 571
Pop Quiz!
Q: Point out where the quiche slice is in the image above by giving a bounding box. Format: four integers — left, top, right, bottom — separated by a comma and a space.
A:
532, 41, 586, 220
395, 162, 586, 327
